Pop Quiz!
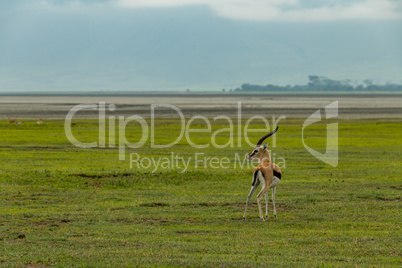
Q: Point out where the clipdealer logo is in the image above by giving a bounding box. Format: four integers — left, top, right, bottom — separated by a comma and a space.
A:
64, 101, 338, 170
302, 101, 338, 167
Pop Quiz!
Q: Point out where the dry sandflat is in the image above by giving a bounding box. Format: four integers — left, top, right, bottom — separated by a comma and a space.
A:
1, 94, 401, 119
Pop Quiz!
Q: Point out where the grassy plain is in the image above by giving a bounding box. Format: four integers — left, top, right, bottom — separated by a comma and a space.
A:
0, 118, 401, 267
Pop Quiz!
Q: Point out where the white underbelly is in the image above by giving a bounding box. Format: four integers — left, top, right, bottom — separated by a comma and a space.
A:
270, 176, 281, 188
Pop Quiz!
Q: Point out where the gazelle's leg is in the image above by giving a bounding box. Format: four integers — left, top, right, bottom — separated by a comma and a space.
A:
265, 192, 269, 219
256, 185, 270, 221
243, 181, 259, 220
272, 187, 277, 219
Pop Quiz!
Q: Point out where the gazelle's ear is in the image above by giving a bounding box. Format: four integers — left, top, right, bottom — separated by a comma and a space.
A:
263, 142, 267, 149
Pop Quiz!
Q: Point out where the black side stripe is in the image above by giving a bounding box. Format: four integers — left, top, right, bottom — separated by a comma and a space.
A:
273, 170, 282, 180
252, 170, 259, 186
253, 169, 281, 186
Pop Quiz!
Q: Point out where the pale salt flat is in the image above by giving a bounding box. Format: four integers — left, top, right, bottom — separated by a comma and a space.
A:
0, 94, 401, 119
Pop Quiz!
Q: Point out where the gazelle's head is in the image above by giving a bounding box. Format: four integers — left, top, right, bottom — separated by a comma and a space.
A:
246, 143, 268, 160
246, 126, 278, 161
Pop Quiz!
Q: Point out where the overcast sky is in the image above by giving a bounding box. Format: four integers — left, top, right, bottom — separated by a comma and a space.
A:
0, 0, 401, 91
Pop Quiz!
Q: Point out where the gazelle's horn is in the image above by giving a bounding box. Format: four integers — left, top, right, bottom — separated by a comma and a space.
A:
256, 126, 279, 146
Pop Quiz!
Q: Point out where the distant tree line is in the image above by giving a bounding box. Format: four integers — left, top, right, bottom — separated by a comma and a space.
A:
230, 76, 402, 92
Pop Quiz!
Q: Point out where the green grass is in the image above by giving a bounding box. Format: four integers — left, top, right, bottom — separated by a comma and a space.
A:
0, 118, 401, 267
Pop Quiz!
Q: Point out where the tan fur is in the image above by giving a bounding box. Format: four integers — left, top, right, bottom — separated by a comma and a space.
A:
246, 144, 282, 220
253, 162, 281, 189
248, 145, 282, 187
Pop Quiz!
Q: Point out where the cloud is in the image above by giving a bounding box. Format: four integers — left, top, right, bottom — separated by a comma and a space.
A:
116, 0, 402, 21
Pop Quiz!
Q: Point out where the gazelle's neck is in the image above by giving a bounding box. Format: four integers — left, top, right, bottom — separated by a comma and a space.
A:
259, 149, 271, 163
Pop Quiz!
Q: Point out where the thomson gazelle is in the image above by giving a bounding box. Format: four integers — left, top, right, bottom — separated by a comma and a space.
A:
243, 126, 282, 221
